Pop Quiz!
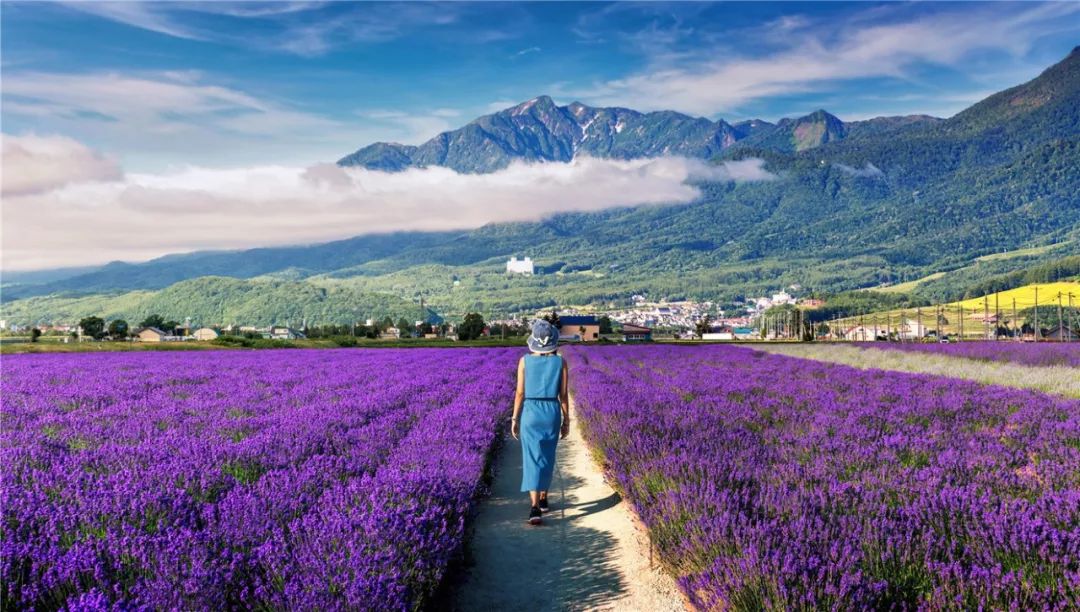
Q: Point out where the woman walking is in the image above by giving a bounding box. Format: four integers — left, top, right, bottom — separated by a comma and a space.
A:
511, 319, 570, 525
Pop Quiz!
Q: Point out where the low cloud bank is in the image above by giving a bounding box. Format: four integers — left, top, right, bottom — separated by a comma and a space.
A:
2, 134, 775, 270
2, 133, 123, 196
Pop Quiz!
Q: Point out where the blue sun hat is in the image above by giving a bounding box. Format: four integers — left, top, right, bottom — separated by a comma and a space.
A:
527, 319, 559, 353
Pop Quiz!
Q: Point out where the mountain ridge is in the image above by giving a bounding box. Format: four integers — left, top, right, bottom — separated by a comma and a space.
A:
337, 96, 890, 172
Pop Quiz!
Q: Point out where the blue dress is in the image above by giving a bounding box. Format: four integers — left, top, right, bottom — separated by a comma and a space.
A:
520, 354, 564, 492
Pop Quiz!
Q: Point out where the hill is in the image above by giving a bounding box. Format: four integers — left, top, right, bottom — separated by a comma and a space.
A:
0, 277, 427, 327
3, 47, 1079, 324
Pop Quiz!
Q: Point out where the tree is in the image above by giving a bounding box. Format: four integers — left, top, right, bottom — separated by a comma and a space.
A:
396, 317, 413, 334
78, 316, 105, 340
695, 314, 713, 339
162, 321, 181, 335
107, 319, 129, 339
598, 315, 613, 335
542, 310, 561, 328
458, 313, 486, 341
140, 314, 166, 329
30, 328, 42, 343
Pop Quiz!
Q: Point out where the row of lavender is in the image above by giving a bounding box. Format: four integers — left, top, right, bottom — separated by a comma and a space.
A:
1, 348, 520, 610
567, 345, 1080, 609
860, 341, 1080, 368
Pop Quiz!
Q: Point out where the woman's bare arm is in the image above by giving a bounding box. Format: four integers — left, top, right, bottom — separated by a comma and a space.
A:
511, 357, 525, 438
559, 359, 570, 438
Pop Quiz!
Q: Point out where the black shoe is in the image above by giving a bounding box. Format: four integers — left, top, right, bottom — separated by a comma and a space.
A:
538, 497, 549, 512
528, 506, 542, 525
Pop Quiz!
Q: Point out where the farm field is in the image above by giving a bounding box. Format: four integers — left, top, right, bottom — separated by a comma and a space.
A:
1, 348, 520, 609
834, 281, 1080, 341
756, 343, 1080, 398
860, 340, 1080, 368
953, 281, 1079, 310
568, 344, 1080, 609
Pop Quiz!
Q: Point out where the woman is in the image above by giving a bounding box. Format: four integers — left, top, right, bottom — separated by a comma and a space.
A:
511, 319, 570, 525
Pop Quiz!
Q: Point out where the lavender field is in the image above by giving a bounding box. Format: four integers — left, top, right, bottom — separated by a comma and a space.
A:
568, 345, 1080, 609
1, 348, 520, 610
860, 341, 1080, 368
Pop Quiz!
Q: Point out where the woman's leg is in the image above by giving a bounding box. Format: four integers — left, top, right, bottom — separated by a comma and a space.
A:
529, 490, 540, 506
539, 491, 547, 501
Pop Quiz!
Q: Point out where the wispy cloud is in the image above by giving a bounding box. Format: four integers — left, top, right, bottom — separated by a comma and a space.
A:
59, 1, 461, 57
1, 70, 379, 167
356, 108, 460, 144
514, 46, 541, 57
62, 1, 205, 40
2, 135, 774, 270
833, 162, 883, 179
575, 3, 1080, 115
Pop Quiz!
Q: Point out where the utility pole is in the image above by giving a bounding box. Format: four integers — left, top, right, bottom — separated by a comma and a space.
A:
958, 301, 963, 342
1070, 293, 1079, 342
983, 296, 989, 341
1012, 298, 1018, 342
935, 305, 941, 341
994, 292, 1000, 342
1058, 292, 1064, 343
1034, 285, 1040, 342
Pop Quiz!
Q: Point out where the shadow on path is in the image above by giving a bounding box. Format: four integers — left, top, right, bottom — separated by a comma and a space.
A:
440, 426, 630, 611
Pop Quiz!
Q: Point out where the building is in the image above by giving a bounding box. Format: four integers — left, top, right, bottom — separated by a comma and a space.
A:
771, 291, 795, 306
1046, 328, 1078, 342
136, 327, 167, 342
621, 323, 652, 342
506, 256, 535, 275
733, 326, 756, 339
843, 326, 880, 342
558, 315, 600, 342
269, 326, 306, 340
703, 325, 735, 341
897, 319, 929, 341
192, 327, 219, 341
380, 326, 401, 340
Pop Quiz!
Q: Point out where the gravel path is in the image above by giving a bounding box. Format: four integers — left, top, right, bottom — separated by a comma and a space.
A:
444, 403, 685, 612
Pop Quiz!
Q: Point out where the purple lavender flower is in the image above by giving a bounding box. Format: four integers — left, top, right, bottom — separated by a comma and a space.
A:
1, 348, 521, 610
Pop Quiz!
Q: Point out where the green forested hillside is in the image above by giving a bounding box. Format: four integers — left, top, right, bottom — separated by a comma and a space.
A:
1, 277, 425, 326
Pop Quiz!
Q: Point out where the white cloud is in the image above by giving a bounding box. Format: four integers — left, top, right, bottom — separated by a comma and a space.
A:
833, 162, 883, 179
61, 1, 462, 57
486, 100, 521, 113
62, 1, 204, 40
1, 142, 774, 270
2, 71, 384, 169
576, 3, 1080, 115
1, 134, 123, 196
357, 109, 460, 144
685, 158, 776, 183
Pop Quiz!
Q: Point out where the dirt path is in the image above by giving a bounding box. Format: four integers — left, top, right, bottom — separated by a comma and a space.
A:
445, 403, 685, 612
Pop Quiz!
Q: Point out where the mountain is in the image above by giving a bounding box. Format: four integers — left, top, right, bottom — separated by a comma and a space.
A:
341, 96, 781, 173
5, 47, 1079, 324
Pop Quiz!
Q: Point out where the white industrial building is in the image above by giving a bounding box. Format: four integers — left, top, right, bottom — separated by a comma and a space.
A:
506, 256, 535, 275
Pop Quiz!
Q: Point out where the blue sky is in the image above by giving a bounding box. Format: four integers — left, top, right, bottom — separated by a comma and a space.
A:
4, 1, 1079, 170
